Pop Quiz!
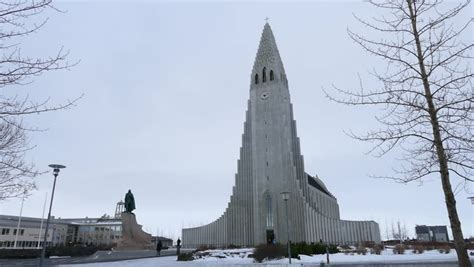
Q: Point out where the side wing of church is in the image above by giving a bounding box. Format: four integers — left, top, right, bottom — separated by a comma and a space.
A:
182, 23, 381, 247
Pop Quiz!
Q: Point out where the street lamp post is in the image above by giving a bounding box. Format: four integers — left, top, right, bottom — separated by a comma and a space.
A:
281, 191, 291, 264
39, 164, 66, 267
468, 196, 474, 237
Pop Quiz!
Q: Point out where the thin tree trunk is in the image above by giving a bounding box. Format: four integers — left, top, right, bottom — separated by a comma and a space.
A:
407, 1, 471, 266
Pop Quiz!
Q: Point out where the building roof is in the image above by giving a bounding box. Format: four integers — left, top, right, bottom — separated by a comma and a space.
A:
0, 214, 121, 228
0, 214, 70, 228
306, 174, 334, 198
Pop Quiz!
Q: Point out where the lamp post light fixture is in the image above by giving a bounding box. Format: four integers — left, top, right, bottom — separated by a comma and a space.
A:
281, 191, 291, 264
39, 164, 66, 267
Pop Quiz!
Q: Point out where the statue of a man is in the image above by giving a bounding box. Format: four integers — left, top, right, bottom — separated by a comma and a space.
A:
124, 189, 136, 213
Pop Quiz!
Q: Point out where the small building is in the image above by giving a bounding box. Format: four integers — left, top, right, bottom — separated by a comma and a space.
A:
0, 215, 69, 249
0, 212, 173, 249
415, 225, 449, 242
59, 216, 122, 246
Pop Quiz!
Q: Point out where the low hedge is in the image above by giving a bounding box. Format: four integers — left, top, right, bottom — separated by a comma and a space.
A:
0, 249, 40, 259
253, 244, 287, 263
177, 252, 194, 261
0, 244, 114, 259
291, 242, 339, 256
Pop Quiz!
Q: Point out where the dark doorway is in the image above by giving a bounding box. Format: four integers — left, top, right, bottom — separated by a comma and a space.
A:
266, 229, 275, 244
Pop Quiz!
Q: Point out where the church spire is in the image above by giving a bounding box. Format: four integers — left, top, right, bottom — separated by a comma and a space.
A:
251, 23, 286, 85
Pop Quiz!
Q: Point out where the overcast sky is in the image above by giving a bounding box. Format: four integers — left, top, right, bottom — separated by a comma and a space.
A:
0, 1, 472, 241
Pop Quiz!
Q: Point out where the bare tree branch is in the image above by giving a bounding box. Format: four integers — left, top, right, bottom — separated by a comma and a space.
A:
325, 0, 472, 265
0, 0, 80, 200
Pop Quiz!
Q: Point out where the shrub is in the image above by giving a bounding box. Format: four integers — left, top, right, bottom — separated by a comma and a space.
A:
437, 245, 450, 254
253, 244, 287, 263
177, 252, 193, 261
226, 244, 241, 249
371, 244, 383, 255
361, 241, 375, 249
0, 249, 40, 259
327, 244, 340, 254
47, 245, 109, 257
355, 245, 367, 255
292, 242, 312, 256
195, 244, 215, 252
412, 245, 424, 254
393, 244, 405, 254
310, 243, 327, 255
289, 242, 339, 256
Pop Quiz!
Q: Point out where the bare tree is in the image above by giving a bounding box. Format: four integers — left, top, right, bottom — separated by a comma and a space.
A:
324, 0, 472, 265
0, 0, 80, 200
391, 220, 409, 242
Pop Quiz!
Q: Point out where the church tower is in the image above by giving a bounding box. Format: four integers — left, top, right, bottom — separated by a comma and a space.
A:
182, 23, 380, 247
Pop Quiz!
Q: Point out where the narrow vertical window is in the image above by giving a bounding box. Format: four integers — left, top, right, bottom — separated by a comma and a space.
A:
262, 67, 267, 82
270, 70, 274, 81
255, 73, 259, 84
266, 193, 273, 227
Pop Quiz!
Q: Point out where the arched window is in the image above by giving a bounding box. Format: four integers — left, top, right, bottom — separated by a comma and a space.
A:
255, 73, 259, 84
265, 193, 273, 228
270, 70, 274, 81
262, 67, 267, 83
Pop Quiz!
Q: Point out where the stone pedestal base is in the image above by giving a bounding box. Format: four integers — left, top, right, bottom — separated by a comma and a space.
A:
117, 212, 153, 250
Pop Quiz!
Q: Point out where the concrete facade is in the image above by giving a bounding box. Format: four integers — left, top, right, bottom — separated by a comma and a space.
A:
182, 23, 381, 247
0, 215, 67, 249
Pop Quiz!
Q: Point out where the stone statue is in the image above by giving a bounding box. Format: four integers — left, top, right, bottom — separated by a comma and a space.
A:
124, 189, 136, 213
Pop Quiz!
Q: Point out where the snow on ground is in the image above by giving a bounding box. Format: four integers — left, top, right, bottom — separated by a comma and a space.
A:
59, 248, 474, 267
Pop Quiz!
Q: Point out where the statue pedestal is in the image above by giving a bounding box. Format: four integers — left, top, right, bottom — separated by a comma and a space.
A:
117, 212, 153, 250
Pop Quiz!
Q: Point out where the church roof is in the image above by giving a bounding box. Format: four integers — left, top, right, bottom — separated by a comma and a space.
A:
306, 173, 335, 198
252, 23, 286, 77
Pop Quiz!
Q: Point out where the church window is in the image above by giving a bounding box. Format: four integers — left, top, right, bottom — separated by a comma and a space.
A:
270, 70, 274, 81
255, 74, 259, 84
266, 193, 273, 227
262, 67, 267, 82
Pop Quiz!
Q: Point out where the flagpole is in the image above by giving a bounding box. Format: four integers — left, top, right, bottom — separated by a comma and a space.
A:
13, 190, 27, 248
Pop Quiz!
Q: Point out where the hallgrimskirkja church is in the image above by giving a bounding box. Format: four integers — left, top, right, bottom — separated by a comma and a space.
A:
182, 23, 381, 247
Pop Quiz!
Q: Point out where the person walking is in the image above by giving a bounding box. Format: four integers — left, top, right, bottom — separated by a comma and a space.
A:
156, 239, 163, 256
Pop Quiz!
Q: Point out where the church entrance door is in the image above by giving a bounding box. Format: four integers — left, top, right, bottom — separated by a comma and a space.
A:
266, 229, 275, 244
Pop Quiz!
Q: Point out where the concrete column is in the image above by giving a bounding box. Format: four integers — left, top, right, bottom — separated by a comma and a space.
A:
211, 222, 214, 245
310, 206, 314, 242
316, 212, 321, 243
351, 222, 356, 244
329, 218, 334, 244
313, 209, 318, 242
196, 228, 199, 246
